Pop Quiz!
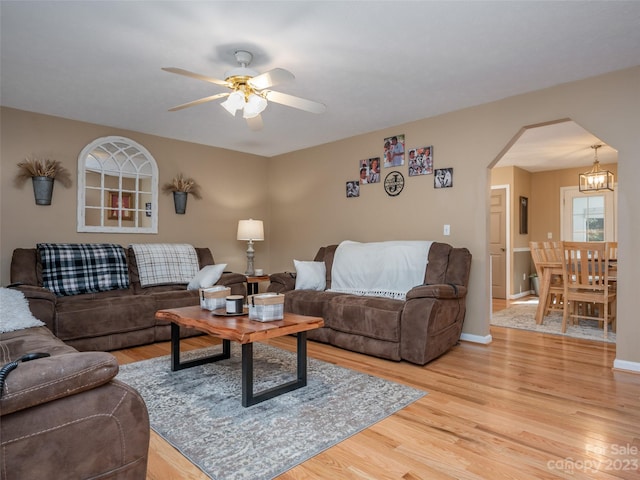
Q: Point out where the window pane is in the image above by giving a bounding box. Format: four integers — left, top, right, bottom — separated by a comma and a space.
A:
572, 195, 605, 241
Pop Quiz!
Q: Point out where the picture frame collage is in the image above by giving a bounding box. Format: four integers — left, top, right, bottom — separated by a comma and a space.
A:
346, 133, 453, 197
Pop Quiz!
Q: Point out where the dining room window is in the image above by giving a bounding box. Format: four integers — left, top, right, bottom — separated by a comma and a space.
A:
561, 186, 617, 242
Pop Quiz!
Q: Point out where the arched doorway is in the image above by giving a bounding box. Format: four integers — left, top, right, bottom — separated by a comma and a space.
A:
488, 119, 618, 335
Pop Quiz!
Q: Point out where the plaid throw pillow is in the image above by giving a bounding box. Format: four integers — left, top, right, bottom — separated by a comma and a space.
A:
37, 243, 129, 297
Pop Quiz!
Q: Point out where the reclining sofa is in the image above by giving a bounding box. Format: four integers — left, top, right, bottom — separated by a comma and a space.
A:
10, 244, 246, 351
268, 241, 471, 365
1, 310, 149, 478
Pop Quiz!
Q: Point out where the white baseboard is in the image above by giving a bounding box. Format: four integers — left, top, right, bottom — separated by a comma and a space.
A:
613, 359, 640, 374
510, 290, 534, 300
460, 333, 492, 344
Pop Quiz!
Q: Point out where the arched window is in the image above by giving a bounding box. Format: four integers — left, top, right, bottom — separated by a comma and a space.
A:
77, 136, 158, 233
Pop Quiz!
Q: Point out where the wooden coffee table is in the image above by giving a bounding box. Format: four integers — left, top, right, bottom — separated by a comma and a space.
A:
155, 306, 324, 407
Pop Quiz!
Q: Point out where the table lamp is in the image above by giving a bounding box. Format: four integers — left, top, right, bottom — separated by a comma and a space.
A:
237, 219, 264, 275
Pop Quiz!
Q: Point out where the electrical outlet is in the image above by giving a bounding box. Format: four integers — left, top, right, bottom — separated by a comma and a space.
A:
443, 224, 450, 236
547, 232, 553, 239
523, 273, 527, 281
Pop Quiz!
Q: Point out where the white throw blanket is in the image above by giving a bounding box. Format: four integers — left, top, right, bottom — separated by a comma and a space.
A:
0, 288, 45, 333
130, 243, 200, 287
328, 240, 433, 300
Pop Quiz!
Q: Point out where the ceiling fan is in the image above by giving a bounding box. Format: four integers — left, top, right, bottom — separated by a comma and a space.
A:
162, 50, 326, 130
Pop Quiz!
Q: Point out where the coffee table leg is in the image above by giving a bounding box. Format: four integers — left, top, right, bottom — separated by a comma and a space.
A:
297, 331, 308, 386
241, 332, 308, 407
241, 343, 254, 406
171, 322, 231, 371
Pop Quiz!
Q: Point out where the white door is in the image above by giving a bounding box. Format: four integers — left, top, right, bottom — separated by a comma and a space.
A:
490, 188, 507, 299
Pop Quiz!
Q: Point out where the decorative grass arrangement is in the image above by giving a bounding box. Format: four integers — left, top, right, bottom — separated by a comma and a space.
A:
162, 173, 202, 199
14, 156, 72, 188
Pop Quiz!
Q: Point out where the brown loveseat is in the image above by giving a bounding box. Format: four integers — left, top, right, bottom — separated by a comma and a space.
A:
268, 241, 471, 365
10, 245, 246, 351
0, 325, 149, 479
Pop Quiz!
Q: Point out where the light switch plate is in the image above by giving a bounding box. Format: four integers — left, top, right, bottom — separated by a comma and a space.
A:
444, 224, 451, 236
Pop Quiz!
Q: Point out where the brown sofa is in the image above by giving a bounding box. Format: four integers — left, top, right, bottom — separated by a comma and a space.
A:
0, 325, 149, 479
268, 241, 471, 365
10, 245, 246, 351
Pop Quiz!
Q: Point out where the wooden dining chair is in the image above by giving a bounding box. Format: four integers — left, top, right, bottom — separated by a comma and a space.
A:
561, 241, 617, 337
530, 241, 564, 318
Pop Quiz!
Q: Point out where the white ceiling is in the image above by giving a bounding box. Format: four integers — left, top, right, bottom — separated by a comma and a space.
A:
1, 1, 639, 169
496, 120, 618, 172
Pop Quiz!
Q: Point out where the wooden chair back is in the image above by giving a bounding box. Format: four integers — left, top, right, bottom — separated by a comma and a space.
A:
529, 241, 564, 318
530, 241, 563, 268
563, 241, 610, 292
561, 241, 616, 336
530, 241, 562, 271
529, 241, 545, 278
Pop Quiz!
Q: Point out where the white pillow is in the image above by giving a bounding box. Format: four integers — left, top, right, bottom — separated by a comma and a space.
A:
187, 264, 227, 290
294, 260, 326, 291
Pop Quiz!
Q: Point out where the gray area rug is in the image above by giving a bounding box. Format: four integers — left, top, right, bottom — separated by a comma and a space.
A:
117, 342, 425, 480
491, 301, 615, 343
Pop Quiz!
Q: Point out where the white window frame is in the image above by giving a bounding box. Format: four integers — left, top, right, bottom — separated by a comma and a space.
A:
77, 136, 158, 233
560, 186, 617, 242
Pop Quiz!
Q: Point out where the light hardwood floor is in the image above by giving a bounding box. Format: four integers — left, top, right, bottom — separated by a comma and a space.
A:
112, 305, 640, 480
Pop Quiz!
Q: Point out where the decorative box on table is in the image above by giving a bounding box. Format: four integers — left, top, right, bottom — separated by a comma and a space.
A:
248, 293, 285, 322
199, 286, 231, 311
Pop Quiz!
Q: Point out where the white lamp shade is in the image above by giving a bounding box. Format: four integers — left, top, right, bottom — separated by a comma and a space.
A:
237, 219, 264, 241
221, 91, 245, 116
243, 93, 268, 119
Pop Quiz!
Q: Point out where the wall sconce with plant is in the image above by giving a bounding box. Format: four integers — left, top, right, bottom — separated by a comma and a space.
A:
14, 156, 73, 205
162, 173, 202, 214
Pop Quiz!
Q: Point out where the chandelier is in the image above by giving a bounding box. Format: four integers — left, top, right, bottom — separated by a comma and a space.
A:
579, 144, 614, 192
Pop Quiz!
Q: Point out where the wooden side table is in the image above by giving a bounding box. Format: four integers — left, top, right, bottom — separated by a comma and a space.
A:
245, 274, 270, 295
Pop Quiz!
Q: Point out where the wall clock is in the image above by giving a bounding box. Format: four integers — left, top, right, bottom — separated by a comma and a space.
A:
384, 171, 405, 197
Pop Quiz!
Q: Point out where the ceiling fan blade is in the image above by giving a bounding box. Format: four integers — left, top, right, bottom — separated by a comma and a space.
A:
162, 67, 230, 87
246, 114, 264, 131
168, 93, 230, 112
248, 68, 295, 90
265, 90, 326, 114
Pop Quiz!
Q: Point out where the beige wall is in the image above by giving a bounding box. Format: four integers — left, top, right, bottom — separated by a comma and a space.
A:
0, 108, 270, 279
2, 66, 639, 368
268, 67, 640, 366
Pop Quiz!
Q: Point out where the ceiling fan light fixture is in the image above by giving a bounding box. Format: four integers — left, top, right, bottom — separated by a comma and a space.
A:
164, 49, 325, 129
243, 93, 267, 119
221, 91, 245, 116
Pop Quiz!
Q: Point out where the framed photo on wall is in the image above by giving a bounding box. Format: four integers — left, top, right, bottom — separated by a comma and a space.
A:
383, 134, 405, 168
346, 181, 360, 198
108, 191, 133, 220
519, 196, 528, 234
434, 168, 453, 188
408, 146, 433, 176
358, 157, 381, 184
